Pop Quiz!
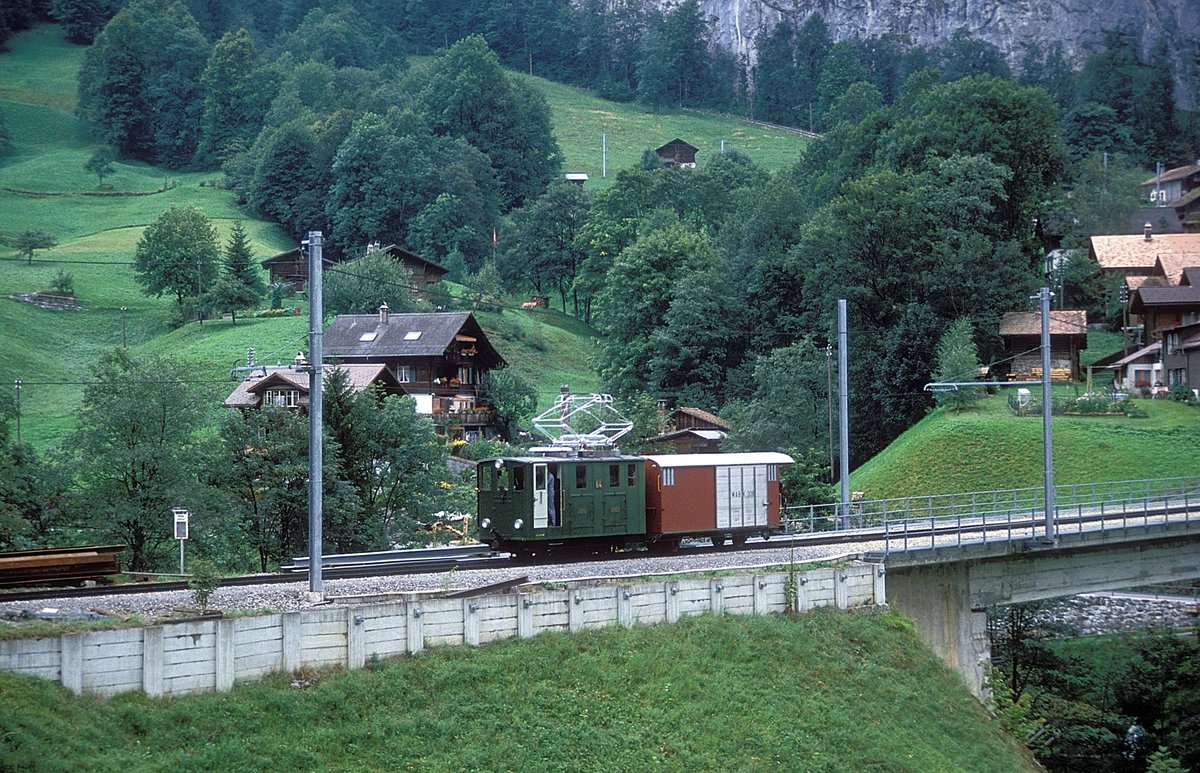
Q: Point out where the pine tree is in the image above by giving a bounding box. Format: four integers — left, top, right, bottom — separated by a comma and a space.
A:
933, 318, 983, 411
206, 221, 264, 324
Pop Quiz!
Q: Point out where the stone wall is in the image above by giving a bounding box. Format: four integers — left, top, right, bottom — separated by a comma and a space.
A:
0, 564, 884, 698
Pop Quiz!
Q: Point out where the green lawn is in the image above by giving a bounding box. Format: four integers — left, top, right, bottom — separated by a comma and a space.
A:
851, 389, 1200, 498
531, 74, 810, 187
0, 611, 1036, 772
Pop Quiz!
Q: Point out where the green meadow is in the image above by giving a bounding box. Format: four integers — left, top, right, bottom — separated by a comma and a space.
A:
2, 25, 806, 450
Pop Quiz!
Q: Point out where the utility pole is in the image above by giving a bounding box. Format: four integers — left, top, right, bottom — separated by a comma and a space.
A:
602, 133, 607, 178
120, 306, 127, 347
826, 344, 833, 485
1036, 286, 1057, 544
305, 231, 325, 598
837, 300, 850, 528
13, 380, 21, 446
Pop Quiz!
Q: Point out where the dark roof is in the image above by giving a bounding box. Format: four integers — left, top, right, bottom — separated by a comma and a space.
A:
1129, 207, 1183, 234
322, 311, 504, 366
261, 248, 301, 265
656, 138, 699, 153
371, 244, 448, 276
1131, 283, 1200, 312
1181, 267, 1200, 287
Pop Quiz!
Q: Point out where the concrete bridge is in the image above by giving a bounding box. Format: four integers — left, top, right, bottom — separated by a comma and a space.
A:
854, 483, 1200, 698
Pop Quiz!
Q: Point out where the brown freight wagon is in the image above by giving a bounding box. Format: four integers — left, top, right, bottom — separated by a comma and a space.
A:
644, 453, 793, 547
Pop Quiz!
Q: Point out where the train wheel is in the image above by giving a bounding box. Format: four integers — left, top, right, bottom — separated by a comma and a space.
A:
710, 534, 727, 549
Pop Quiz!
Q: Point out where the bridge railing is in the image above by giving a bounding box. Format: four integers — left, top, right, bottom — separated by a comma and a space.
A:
781, 476, 1200, 553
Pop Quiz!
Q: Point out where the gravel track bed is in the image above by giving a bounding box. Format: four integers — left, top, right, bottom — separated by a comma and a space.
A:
1, 544, 863, 622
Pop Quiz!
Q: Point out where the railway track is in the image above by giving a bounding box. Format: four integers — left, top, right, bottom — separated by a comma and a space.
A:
2, 500, 1192, 604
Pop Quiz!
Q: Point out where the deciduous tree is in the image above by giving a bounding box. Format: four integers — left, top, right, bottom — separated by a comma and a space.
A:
13, 229, 56, 265
133, 205, 220, 309
69, 349, 206, 571
84, 146, 116, 188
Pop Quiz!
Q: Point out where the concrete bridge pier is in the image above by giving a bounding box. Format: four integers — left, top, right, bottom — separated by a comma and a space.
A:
879, 522, 1200, 702
886, 563, 990, 700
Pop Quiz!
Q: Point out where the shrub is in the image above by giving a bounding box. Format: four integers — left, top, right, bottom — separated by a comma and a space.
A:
1168, 384, 1196, 404
48, 269, 74, 295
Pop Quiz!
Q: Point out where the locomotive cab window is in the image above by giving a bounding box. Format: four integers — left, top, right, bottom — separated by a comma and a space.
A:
609, 465, 620, 488
576, 466, 587, 489
512, 466, 526, 491
627, 464, 637, 487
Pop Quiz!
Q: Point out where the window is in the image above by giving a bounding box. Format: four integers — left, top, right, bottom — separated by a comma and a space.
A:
609, 465, 620, 487
627, 464, 637, 487
265, 389, 299, 407
403, 331, 422, 341
512, 466, 526, 491
457, 366, 475, 384
662, 468, 675, 486
576, 466, 587, 489
768, 465, 778, 482
395, 365, 414, 383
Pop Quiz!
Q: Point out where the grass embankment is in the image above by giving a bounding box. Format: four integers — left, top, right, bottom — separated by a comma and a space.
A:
851, 388, 1200, 498
0, 610, 1036, 772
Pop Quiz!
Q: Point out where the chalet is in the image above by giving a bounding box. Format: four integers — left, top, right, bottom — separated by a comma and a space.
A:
1129, 267, 1200, 390
260, 248, 307, 289
322, 307, 507, 440
223, 362, 404, 412
1000, 310, 1088, 381
655, 138, 699, 168
1094, 341, 1162, 392
1140, 161, 1200, 206
647, 407, 732, 454
260, 243, 449, 297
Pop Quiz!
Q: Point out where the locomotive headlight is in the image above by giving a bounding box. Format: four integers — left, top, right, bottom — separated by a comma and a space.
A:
480, 518, 492, 530
513, 518, 524, 530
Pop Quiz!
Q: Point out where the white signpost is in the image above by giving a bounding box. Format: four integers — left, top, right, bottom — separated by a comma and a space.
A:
172, 507, 189, 576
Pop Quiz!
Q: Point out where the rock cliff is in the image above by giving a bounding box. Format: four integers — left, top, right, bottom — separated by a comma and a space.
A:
689, 0, 1199, 106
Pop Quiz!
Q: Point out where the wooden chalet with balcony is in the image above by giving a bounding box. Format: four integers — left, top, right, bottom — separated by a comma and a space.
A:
322, 307, 507, 440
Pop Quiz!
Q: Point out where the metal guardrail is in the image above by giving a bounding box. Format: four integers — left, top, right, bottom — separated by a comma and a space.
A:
782, 477, 1200, 555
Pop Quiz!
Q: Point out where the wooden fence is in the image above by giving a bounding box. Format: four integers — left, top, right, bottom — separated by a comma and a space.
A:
0, 562, 884, 698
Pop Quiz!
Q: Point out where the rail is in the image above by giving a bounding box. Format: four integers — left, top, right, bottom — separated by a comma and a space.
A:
0, 545, 125, 588
782, 477, 1200, 555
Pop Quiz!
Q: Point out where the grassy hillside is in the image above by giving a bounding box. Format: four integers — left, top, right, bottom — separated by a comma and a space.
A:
529, 74, 810, 186
0, 25, 806, 450
850, 389, 1200, 498
0, 610, 1037, 772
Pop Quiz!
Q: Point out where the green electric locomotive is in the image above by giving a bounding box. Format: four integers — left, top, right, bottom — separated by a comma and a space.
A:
475, 453, 647, 555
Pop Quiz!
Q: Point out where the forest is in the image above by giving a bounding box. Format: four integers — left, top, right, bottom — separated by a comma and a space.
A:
0, 0, 1198, 561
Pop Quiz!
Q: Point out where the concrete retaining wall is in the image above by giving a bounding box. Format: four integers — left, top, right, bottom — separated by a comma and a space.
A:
0, 564, 882, 698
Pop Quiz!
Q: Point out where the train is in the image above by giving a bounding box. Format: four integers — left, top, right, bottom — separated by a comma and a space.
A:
475, 449, 794, 556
